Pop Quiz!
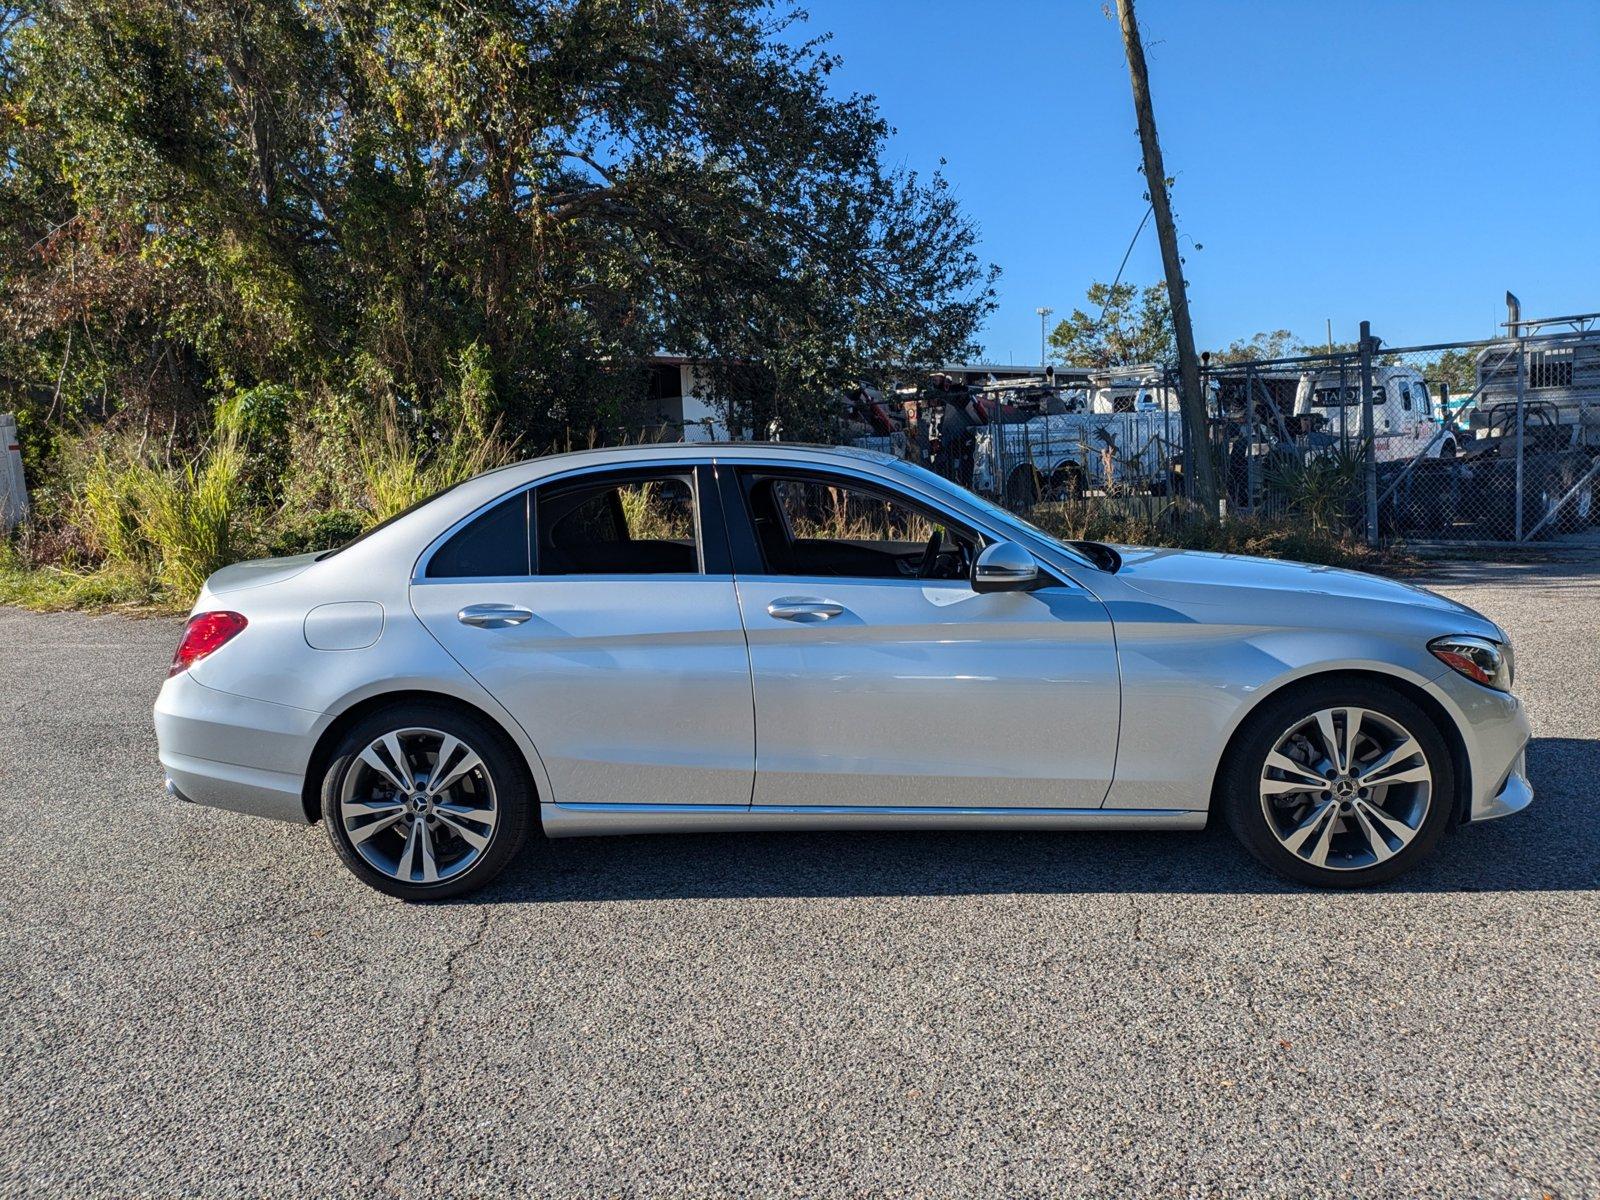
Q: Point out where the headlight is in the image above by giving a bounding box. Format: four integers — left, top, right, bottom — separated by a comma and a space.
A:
1429, 635, 1513, 692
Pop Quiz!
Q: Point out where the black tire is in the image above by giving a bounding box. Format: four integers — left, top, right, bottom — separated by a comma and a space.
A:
1005, 466, 1042, 509
1047, 464, 1086, 502
1218, 679, 1456, 888
321, 703, 534, 900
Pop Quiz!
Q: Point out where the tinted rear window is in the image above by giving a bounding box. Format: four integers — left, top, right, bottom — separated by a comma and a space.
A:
425, 492, 531, 578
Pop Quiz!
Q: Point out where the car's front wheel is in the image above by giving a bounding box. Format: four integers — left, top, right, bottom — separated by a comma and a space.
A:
1219, 681, 1456, 887
320, 704, 532, 900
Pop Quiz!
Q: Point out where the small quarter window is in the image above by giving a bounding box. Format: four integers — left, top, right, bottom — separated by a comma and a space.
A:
425, 492, 531, 578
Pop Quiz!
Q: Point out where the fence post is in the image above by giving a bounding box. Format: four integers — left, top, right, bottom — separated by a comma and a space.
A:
1244, 364, 1258, 514
1359, 321, 1378, 545
985, 396, 998, 505
1514, 330, 1527, 541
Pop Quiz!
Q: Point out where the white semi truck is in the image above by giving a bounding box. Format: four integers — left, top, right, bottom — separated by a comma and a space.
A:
1292, 364, 1457, 462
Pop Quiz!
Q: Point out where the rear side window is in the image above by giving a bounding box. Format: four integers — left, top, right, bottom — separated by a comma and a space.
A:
536, 474, 700, 575
425, 492, 531, 578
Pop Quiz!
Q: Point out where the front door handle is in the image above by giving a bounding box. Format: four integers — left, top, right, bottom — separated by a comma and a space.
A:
457, 603, 534, 629
767, 598, 845, 622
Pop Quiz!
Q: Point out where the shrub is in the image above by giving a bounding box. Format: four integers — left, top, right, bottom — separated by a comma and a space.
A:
1261, 445, 1366, 533
267, 508, 367, 556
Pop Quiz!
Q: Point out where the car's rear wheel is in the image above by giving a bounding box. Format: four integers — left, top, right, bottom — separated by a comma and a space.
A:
321, 704, 532, 900
1219, 681, 1455, 887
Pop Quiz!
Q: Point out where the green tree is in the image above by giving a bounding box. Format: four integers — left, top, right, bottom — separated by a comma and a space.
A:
1212, 330, 1298, 363
1431, 348, 1478, 398
1047, 281, 1173, 368
0, 0, 997, 464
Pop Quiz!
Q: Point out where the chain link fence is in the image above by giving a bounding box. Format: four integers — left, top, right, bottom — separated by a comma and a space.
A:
832, 315, 1600, 544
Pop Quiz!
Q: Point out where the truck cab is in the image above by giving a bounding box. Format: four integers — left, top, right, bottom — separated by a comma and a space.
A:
1293, 365, 1455, 461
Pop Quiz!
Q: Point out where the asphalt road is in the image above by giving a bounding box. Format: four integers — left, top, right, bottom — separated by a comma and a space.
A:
2, 558, 1598, 1199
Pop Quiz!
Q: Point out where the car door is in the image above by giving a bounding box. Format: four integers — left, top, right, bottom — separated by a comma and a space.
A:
410, 463, 755, 810
721, 463, 1120, 811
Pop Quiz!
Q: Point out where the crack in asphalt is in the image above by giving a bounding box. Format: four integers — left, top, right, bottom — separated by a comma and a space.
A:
373, 904, 497, 1198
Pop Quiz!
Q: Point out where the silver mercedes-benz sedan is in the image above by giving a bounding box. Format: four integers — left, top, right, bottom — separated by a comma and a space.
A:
154, 443, 1532, 899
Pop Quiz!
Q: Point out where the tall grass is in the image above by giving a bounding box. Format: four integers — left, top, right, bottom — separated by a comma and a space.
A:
76, 439, 245, 598
616, 480, 694, 541
359, 410, 517, 522
134, 441, 245, 596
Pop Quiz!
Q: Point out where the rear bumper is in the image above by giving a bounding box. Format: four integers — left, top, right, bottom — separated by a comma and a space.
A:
154, 671, 323, 824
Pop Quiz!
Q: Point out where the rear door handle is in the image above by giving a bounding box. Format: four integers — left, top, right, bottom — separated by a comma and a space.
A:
766, 598, 844, 622
457, 603, 534, 628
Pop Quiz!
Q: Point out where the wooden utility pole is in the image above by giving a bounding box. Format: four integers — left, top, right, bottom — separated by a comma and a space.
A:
1114, 0, 1218, 514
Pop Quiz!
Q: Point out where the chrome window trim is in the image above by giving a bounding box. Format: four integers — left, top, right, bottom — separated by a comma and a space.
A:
413, 573, 739, 587
409, 450, 1095, 590
411, 456, 713, 584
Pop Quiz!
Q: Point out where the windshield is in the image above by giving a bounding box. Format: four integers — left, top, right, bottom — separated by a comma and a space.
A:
883, 458, 1098, 570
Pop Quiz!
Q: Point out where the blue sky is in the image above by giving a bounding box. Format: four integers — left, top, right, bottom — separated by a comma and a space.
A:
803, 0, 1600, 363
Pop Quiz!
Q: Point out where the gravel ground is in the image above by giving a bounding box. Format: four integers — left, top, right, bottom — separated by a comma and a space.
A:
1, 558, 1597, 1199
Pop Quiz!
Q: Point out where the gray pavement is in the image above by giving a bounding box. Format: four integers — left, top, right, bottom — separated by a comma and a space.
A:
1, 558, 1597, 1198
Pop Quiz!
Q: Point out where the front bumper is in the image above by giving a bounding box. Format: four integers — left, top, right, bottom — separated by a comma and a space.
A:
154, 670, 324, 824
1423, 669, 1533, 824
1474, 748, 1534, 823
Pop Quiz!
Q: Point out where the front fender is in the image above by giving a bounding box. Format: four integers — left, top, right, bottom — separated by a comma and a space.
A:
1101, 619, 1449, 811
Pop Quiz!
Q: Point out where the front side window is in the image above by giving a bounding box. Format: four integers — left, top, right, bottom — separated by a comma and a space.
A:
741, 471, 977, 580
537, 473, 699, 575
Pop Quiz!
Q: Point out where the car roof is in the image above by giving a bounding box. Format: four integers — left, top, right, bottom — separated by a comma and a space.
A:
326, 442, 910, 572
462, 441, 904, 492
522, 440, 897, 468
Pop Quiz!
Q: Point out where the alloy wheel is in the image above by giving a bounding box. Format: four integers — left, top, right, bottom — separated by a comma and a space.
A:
338, 727, 499, 885
1258, 706, 1433, 871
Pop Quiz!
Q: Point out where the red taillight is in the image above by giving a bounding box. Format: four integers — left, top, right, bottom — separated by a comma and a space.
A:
169, 611, 248, 677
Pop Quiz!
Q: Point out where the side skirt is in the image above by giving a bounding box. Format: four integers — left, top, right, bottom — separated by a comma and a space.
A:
541, 802, 1207, 838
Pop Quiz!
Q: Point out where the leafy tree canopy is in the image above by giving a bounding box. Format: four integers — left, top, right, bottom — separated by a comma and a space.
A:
0, 0, 997, 450
1046, 280, 1174, 369
1211, 330, 1299, 363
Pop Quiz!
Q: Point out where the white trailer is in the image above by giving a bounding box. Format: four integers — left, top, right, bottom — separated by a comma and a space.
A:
971, 409, 1180, 504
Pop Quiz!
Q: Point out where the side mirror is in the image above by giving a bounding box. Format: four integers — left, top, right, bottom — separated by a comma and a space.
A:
971, 541, 1039, 594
